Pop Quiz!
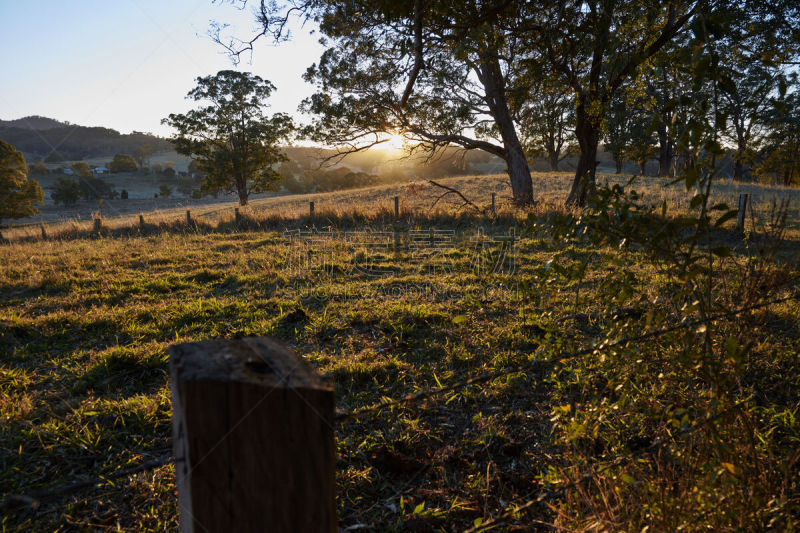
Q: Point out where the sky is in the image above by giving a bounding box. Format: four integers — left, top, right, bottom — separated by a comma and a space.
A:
0, 0, 325, 137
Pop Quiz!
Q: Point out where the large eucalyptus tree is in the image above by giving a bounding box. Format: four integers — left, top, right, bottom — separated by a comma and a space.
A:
216, 0, 538, 205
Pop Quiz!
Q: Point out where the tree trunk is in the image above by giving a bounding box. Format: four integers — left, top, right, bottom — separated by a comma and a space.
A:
733, 159, 744, 181
236, 176, 248, 206
566, 103, 600, 207
733, 143, 746, 181
504, 143, 533, 204
657, 125, 672, 177
615, 159, 622, 174
548, 151, 560, 171
478, 49, 533, 205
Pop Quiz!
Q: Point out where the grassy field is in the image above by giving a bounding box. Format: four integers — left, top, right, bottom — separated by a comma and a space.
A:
1, 173, 799, 530
6, 172, 800, 241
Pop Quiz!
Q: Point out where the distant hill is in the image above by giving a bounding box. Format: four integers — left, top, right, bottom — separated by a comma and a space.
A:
0, 115, 173, 162
0, 115, 70, 130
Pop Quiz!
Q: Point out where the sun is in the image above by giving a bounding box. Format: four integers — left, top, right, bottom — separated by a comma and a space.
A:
380, 132, 407, 152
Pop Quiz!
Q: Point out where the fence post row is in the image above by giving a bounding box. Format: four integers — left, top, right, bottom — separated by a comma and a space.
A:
169, 337, 336, 532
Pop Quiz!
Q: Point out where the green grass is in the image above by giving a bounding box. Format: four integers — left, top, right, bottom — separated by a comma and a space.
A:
1, 174, 799, 530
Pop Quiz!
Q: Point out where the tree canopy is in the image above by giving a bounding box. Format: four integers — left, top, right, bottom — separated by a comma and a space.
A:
0, 140, 43, 237
217, 1, 540, 204
163, 70, 293, 206
110, 153, 138, 173
218, 0, 800, 204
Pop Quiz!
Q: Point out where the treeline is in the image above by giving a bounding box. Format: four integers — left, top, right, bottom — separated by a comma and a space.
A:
278, 146, 498, 194
0, 116, 172, 162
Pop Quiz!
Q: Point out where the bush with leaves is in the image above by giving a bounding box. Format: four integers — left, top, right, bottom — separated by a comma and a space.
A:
109, 153, 137, 173
78, 176, 116, 201
525, 155, 799, 529
51, 177, 81, 206
0, 140, 43, 239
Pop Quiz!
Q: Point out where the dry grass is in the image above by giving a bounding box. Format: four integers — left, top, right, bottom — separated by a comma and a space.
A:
1, 172, 799, 530
6, 172, 800, 241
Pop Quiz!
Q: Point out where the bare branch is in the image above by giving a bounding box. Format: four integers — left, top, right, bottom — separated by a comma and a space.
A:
400, 0, 424, 108
428, 180, 488, 215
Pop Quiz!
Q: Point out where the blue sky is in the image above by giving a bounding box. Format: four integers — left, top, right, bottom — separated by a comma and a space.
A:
0, 0, 324, 136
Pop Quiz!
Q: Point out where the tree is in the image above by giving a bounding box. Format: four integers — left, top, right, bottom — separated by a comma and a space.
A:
219, 1, 538, 204
516, 71, 576, 171
534, 1, 705, 205
44, 151, 64, 163
159, 184, 172, 198
133, 144, 154, 171
110, 153, 138, 173
29, 160, 49, 175
162, 161, 176, 179
162, 70, 293, 206
70, 161, 93, 178
78, 176, 116, 200
755, 83, 800, 186
0, 140, 43, 239
51, 177, 81, 206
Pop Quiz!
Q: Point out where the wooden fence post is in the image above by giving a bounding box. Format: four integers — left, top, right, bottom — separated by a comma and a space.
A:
40, 224, 47, 240
737, 193, 750, 230
491, 193, 496, 216
93, 217, 102, 231
169, 337, 336, 533
309, 201, 315, 217
394, 196, 399, 218
139, 214, 145, 228
235, 207, 241, 224
186, 210, 192, 225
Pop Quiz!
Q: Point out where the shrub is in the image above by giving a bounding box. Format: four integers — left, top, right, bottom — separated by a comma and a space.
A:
109, 153, 137, 173
51, 177, 81, 206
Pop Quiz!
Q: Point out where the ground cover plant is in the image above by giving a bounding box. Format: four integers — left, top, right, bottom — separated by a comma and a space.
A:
1, 174, 799, 530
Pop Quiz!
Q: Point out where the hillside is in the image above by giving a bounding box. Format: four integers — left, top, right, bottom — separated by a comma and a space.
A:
0, 115, 69, 130
0, 116, 172, 162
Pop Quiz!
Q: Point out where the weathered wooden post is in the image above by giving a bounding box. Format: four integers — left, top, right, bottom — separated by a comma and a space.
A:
40, 224, 47, 240
169, 337, 336, 533
491, 193, 496, 216
394, 196, 399, 218
93, 217, 102, 231
186, 210, 192, 225
737, 193, 750, 230
234, 207, 241, 225
139, 214, 145, 228
309, 201, 315, 217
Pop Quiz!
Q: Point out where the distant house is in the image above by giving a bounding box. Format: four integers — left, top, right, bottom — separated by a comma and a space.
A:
63, 168, 75, 175
92, 167, 109, 174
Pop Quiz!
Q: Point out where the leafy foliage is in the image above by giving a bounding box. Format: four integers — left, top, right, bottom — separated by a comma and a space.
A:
51, 177, 81, 206
110, 153, 138, 173
162, 70, 293, 206
0, 140, 43, 229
